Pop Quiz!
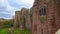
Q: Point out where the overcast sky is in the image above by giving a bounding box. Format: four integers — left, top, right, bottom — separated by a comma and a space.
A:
0, 0, 34, 19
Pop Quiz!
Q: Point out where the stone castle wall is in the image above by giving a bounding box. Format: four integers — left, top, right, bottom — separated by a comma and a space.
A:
14, 0, 60, 34
14, 8, 31, 30
32, 0, 60, 34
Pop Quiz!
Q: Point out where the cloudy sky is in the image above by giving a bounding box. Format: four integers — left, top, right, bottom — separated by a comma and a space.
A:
0, 0, 34, 19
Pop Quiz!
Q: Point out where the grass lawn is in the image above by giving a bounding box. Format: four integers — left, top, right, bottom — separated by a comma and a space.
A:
0, 28, 31, 34
0, 28, 8, 34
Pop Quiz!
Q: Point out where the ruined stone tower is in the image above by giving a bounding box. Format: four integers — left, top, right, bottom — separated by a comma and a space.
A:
32, 0, 60, 34
20, 8, 31, 29
14, 8, 31, 30
14, 11, 21, 28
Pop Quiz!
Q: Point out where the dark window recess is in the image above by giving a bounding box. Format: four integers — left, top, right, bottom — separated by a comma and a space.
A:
40, 7, 46, 16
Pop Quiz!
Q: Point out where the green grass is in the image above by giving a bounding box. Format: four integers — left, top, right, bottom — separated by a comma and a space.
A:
13, 29, 31, 34
0, 28, 8, 34
0, 28, 31, 34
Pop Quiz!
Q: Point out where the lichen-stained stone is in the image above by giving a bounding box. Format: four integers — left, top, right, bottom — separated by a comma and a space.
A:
19, 8, 31, 30
25, 10, 31, 29
14, 8, 32, 30
14, 11, 20, 28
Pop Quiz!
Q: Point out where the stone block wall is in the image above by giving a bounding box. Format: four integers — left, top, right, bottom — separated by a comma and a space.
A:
14, 8, 31, 30
14, 11, 20, 28
32, 0, 60, 34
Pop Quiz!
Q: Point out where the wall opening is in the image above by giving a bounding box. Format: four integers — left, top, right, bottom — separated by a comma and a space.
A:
40, 6, 46, 16
39, 6, 46, 23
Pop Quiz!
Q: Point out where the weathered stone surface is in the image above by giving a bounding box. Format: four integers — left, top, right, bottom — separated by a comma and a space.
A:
25, 10, 31, 29
14, 8, 31, 30
32, 0, 60, 34
14, 0, 60, 34
14, 11, 20, 28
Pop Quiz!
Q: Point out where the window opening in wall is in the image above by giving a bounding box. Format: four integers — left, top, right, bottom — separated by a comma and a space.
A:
40, 7, 46, 16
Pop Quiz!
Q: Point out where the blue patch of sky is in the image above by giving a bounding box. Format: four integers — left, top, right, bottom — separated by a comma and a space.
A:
0, 13, 11, 18
8, 0, 31, 8
0, 0, 34, 19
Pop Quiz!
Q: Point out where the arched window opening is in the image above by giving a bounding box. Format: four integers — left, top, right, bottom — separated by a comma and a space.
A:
40, 7, 46, 16
39, 6, 46, 23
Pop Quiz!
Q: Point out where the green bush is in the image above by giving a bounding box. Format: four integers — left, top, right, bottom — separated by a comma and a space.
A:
3, 19, 14, 28
0, 19, 14, 28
